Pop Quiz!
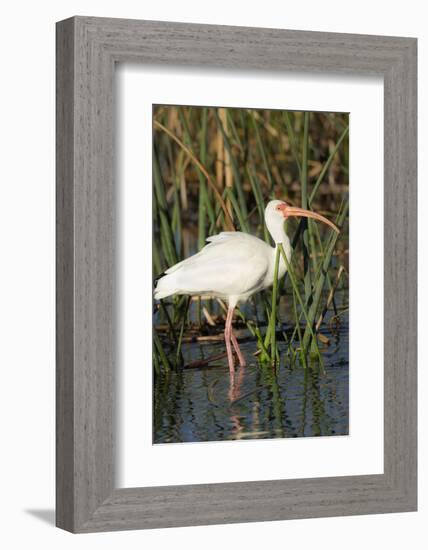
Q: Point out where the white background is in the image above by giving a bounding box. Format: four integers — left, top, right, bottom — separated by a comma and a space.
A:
0, 1, 425, 549
118, 67, 384, 487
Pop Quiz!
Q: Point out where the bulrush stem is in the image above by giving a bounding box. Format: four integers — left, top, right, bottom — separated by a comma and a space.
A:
154, 332, 170, 373
278, 243, 323, 367
197, 107, 208, 250
175, 297, 191, 368
270, 245, 281, 363
301, 112, 312, 302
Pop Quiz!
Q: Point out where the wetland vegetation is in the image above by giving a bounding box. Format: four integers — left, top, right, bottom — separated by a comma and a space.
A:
152, 105, 349, 443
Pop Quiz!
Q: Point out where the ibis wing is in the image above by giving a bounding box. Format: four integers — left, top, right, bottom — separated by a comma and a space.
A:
169, 237, 270, 297
205, 231, 265, 247
165, 232, 270, 275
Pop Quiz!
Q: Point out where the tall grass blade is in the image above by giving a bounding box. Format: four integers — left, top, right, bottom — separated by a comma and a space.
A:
278, 244, 323, 366
197, 107, 209, 249
175, 297, 191, 368
247, 165, 270, 242
301, 112, 312, 302
154, 332, 171, 372
269, 246, 281, 363
153, 146, 178, 267
283, 112, 302, 177
249, 111, 274, 193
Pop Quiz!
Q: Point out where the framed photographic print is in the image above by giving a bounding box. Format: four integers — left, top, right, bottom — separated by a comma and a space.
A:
56, 16, 417, 532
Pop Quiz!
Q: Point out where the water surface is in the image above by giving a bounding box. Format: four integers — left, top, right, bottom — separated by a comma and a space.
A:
153, 308, 348, 444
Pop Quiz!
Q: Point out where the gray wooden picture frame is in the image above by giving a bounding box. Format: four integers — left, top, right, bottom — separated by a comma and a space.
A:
56, 16, 417, 533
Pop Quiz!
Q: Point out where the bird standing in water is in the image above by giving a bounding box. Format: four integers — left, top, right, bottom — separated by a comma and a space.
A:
154, 200, 339, 374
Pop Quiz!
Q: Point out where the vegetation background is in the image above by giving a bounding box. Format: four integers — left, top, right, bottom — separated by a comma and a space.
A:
153, 105, 349, 373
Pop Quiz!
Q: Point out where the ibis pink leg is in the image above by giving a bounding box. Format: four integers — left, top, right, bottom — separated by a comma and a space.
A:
224, 306, 235, 374
231, 333, 246, 367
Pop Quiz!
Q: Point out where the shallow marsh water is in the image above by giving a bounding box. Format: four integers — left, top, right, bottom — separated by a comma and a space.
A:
153, 307, 349, 444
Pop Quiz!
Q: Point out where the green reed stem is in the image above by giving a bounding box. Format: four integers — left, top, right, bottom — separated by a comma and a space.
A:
198, 107, 209, 250
154, 332, 170, 372
301, 112, 312, 302
233, 304, 270, 361
278, 243, 323, 366
159, 299, 177, 342
249, 111, 274, 193
269, 246, 281, 363
226, 110, 244, 151
247, 164, 270, 242
292, 290, 307, 369
175, 297, 191, 368
171, 170, 182, 253
153, 152, 178, 268
226, 187, 250, 232
153, 348, 160, 376
283, 112, 302, 177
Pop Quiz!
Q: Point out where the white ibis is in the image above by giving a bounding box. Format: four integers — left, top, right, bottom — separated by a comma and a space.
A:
154, 200, 339, 374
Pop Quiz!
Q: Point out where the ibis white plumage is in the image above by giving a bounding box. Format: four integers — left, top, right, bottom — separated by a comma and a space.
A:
154, 200, 339, 374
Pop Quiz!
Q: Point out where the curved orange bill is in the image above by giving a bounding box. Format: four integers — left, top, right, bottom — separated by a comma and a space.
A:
284, 206, 340, 234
